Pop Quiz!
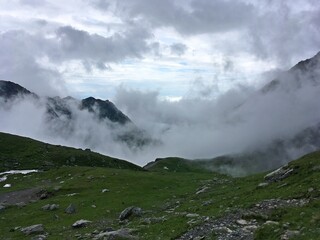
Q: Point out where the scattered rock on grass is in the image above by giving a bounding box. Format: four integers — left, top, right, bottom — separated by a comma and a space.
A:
0, 204, 5, 211
21, 224, 45, 235
186, 213, 200, 218
258, 182, 269, 188
31, 234, 48, 240
264, 166, 294, 182
65, 203, 76, 214
196, 186, 209, 195
281, 230, 300, 240
94, 228, 137, 240
72, 219, 92, 228
119, 206, 143, 221
42, 204, 59, 211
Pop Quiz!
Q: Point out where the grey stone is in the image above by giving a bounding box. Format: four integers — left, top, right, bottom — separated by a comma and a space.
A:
186, 213, 200, 218
196, 186, 209, 195
119, 206, 143, 221
72, 219, 92, 228
236, 219, 248, 225
264, 166, 294, 182
42, 204, 59, 211
258, 182, 269, 188
21, 224, 44, 235
65, 203, 76, 214
94, 228, 137, 239
31, 234, 47, 240
0, 204, 5, 211
281, 230, 300, 240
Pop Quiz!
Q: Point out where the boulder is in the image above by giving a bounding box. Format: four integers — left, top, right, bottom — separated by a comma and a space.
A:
42, 204, 59, 211
264, 166, 294, 182
0, 204, 5, 211
65, 203, 76, 214
21, 224, 44, 235
94, 228, 136, 239
72, 219, 91, 228
119, 206, 143, 221
186, 213, 200, 218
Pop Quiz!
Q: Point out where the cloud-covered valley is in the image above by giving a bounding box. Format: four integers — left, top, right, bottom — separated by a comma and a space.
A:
1, 52, 320, 172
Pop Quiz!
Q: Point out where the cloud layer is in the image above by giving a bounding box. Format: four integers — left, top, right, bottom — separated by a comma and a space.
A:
0, 0, 319, 99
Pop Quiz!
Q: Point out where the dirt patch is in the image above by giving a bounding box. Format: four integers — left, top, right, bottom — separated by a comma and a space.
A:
0, 188, 47, 205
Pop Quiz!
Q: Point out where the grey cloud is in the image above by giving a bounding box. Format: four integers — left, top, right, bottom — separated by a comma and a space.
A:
94, 0, 254, 35
55, 25, 152, 63
20, 0, 48, 6
113, 61, 320, 164
0, 30, 66, 96
246, 1, 320, 65
170, 43, 187, 56
92, 0, 320, 64
0, 23, 155, 95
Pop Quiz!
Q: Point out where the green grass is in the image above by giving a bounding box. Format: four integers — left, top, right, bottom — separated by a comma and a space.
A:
1, 132, 320, 239
0, 132, 141, 171
144, 157, 212, 173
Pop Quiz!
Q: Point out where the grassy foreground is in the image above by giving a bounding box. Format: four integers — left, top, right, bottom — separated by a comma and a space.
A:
0, 132, 141, 171
0, 132, 320, 239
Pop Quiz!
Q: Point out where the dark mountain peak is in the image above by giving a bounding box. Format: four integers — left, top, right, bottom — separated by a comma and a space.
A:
291, 51, 320, 72
0, 80, 38, 100
261, 51, 320, 93
81, 96, 131, 124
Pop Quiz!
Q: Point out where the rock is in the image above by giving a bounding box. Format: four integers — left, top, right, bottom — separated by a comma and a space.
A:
66, 193, 78, 197
42, 204, 59, 211
308, 187, 314, 192
236, 219, 248, 225
258, 182, 269, 188
39, 192, 48, 200
264, 166, 294, 182
94, 228, 137, 239
264, 221, 279, 225
65, 203, 76, 214
101, 189, 109, 193
186, 213, 200, 218
281, 230, 300, 240
72, 219, 92, 228
0, 204, 5, 211
3, 184, 11, 188
31, 234, 47, 240
196, 186, 209, 195
243, 225, 258, 232
119, 206, 143, 221
21, 224, 45, 235
202, 200, 213, 206
16, 202, 27, 208
141, 217, 166, 225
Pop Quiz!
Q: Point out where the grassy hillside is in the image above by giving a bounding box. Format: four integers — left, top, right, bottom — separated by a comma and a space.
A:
144, 157, 212, 173
0, 144, 320, 239
145, 153, 289, 177
0, 132, 142, 171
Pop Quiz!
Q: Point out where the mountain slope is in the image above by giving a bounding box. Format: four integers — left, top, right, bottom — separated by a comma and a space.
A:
81, 97, 131, 124
262, 51, 320, 93
0, 80, 37, 100
0, 80, 153, 149
1, 147, 320, 239
0, 132, 142, 171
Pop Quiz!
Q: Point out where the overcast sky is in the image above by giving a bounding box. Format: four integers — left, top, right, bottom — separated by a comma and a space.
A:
0, 0, 319, 99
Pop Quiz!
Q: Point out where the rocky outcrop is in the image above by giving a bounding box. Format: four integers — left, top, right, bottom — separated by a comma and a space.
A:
119, 206, 143, 221
72, 219, 91, 228
21, 224, 45, 235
